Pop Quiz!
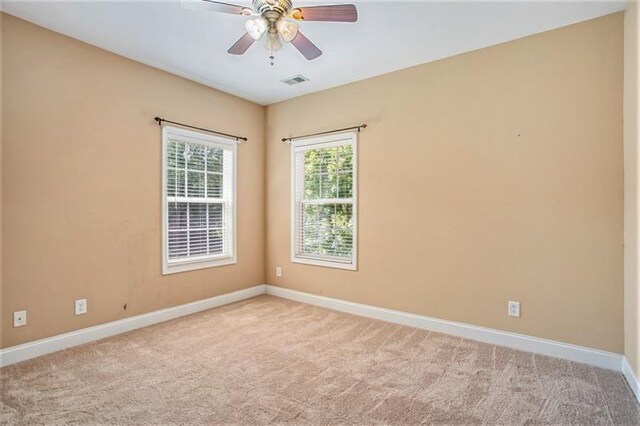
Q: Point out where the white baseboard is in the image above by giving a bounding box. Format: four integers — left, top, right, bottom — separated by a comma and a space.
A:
0, 283, 629, 377
623, 356, 640, 403
265, 285, 623, 371
0, 284, 266, 368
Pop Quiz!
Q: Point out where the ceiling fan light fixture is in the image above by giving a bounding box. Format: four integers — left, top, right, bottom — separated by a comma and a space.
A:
184, 0, 359, 61
245, 17, 268, 40
276, 19, 298, 42
290, 8, 303, 20
264, 32, 283, 51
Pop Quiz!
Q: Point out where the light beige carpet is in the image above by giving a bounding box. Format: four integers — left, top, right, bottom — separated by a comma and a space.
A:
1, 295, 639, 425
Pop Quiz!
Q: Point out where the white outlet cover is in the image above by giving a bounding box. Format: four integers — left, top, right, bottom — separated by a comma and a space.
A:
276, 266, 282, 278
508, 301, 521, 317
14, 310, 27, 327
75, 299, 87, 315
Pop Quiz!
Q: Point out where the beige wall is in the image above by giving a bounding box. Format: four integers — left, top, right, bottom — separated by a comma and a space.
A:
1, 12, 627, 355
266, 14, 624, 353
0, 13, 4, 350
1, 14, 265, 349
625, 1, 640, 376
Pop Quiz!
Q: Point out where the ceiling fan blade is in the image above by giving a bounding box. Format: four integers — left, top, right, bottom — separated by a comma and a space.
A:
291, 4, 358, 22
291, 32, 322, 60
228, 33, 256, 55
181, 0, 251, 15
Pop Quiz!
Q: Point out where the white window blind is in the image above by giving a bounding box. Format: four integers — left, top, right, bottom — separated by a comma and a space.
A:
291, 132, 357, 270
162, 126, 237, 274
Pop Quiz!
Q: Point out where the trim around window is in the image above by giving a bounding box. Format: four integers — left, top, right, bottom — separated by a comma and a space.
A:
290, 132, 358, 271
162, 125, 237, 275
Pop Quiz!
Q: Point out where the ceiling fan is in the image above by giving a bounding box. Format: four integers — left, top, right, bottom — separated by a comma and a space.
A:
182, 0, 358, 63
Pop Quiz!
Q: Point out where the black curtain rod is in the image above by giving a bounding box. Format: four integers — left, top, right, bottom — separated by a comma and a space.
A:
154, 117, 248, 142
282, 124, 367, 143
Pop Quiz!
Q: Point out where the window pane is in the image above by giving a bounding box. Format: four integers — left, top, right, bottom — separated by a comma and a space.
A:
335, 228, 353, 256
337, 145, 353, 172
187, 144, 206, 171
168, 140, 186, 169
304, 172, 320, 199
189, 230, 208, 256
189, 203, 207, 229
208, 204, 223, 229
304, 145, 353, 200
187, 171, 205, 197
167, 202, 227, 259
207, 173, 222, 198
304, 149, 320, 174
320, 173, 337, 199
168, 231, 188, 259
167, 168, 177, 197
209, 229, 224, 255
167, 141, 178, 168
338, 171, 352, 198
207, 148, 224, 173
301, 203, 353, 258
167, 169, 187, 197
168, 202, 187, 230
318, 147, 336, 174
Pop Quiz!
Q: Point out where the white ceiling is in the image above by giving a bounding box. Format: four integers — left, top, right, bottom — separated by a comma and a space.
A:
1, 1, 627, 105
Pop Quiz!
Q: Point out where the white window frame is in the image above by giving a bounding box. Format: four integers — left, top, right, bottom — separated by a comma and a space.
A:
162, 125, 237, 275
290, 131, 358, 271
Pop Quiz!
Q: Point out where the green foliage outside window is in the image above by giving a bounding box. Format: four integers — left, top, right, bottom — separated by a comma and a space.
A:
301, 145, 354, 258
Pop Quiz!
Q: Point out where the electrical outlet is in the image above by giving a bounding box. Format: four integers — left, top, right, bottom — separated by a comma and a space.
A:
75, 299, 87, 315
276, 266, 282, 277
13, 310, 27, 327
508, 301, 521, 317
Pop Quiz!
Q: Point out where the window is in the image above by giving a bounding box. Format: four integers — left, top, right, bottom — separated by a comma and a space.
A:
162, 126, 237, 274
291, 132, 357, 270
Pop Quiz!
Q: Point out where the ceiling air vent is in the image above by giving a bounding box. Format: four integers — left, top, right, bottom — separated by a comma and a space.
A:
281, 75, 309, 86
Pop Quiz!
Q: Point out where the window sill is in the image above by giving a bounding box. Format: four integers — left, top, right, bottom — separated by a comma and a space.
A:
163, 256, 237, 275
291, 256, 357, 271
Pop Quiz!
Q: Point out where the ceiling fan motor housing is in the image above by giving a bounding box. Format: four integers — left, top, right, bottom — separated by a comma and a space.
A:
253, 0, 293, 17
